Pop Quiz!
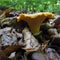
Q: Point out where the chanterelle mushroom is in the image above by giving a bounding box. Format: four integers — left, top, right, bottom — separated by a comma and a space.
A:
17, 12, 55, 35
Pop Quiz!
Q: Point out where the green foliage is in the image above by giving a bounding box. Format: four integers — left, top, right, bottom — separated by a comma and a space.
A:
0, 0, 60, 13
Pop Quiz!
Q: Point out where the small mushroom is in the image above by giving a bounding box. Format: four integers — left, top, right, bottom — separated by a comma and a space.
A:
17, 12, 55, 35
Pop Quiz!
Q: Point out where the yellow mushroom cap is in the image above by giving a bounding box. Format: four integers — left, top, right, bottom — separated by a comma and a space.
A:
17, 12, 55, 35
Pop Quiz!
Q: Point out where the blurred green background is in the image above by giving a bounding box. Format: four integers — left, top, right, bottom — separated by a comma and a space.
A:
0, 0, 60, 13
